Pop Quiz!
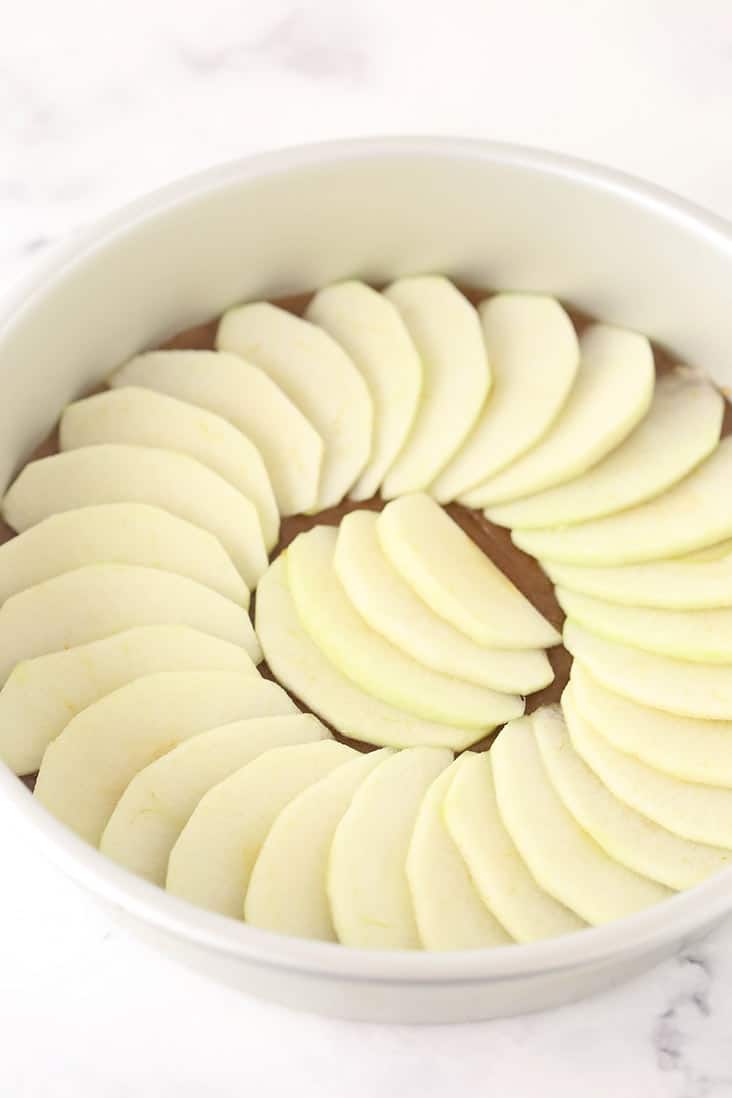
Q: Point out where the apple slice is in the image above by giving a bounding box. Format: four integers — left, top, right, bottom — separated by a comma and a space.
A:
544, 551, 732, 610
0, 625, 258, 777
558, 585, 732, 663
334, 510, 553, 693
217, 302, 372, 509
571, 662, 732, 787
0, 503, 248, 607
110, 350, 323, 516
492, 714, 669, 923
406, 756, 512, 950
379, 277, 490, 497
328, 746, 452, 949
0, 563, 260, 683
489, 371, 723, 530
61, 388, 279, 551
443, 751, 584, 942
536, 703, 730, 890
288, 526, 523, 729
34, 670, 287, 844
2, 444, 268, 587
431, 294, 579, 503
167, 740, 355, 918
564, 621, 732, 720
378, 493, 560, 648
255, 555, 483, 751
515, 436, 732, 566
462, 324, 654, 507
244, 748, 391, 941
101, 713, 323, 886
565, 692, 732, 850
305, 281, 422, 500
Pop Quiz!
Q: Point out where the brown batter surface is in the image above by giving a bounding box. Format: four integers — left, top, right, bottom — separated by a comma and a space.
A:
9, 286, 732, 778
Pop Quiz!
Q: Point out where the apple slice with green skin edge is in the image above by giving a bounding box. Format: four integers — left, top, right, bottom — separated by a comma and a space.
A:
492, 714, 669, 924
544, 551, 732, 610
570, 662, 732, 788
0, 503, 248, 608
167, 740, 355, 919
0, 625, 258, 777
255, 555, 484, 751
34, 670, 288, 844
462, 324, 654, 508
443, 751, 584, 942
431, 294, 579, 503
406, 755, 512, 951
558, 585, 732, 663
514, 436, 732, 567
61, 388, 279, 551
378, 493, 560, 648
244, 748, 392, 941
217, 302, 372, 510
564, 621, 732, 721
328, 746, 452, 949
2, 444, 267, 588
288, 526, 523, 729
489, 371, 723, 531
305, 281, 422, 501
334, 510, 553, 694
564, 691, 732, 850
110, 350, 323, 517
0, 563, 260, 684
536, 703, 730, 890
380, 277, 490, 497
102, 712, 323, 887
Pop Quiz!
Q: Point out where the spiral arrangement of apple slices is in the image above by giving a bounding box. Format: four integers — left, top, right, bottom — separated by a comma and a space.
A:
1, 275, 732, 951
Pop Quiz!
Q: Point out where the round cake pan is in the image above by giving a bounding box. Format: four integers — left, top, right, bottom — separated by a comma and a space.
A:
1, 138, 731, 1022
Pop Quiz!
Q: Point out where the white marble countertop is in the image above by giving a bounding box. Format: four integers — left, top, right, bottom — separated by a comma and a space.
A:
2, 1, 732, 1094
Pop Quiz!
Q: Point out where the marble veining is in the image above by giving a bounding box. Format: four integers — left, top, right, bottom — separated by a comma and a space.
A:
2, 1, 732, 1094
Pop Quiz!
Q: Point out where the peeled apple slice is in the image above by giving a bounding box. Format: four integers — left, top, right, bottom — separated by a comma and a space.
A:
167, 740, 355, 918
305, 281, 422, 500
334, 510, 553, 694
492, 715, 669, 924
110, 350, 323, 516
489, 371, 723, 530
536, 703, 730, 890
558, 585, 732, 663
288, 526, 523, 729
444, 752, 584, 942
380, 277, 490, 497
34, 670, 282, 844
406, 756, 512, 950
217, 302, 372, 509
101, 712, 322, 886
462, 324, 654, 507
244, 748, 391, 941
255, 555, 482, 751
378, 493, 559, 648
328, 746, 452, 949
544, 552, 732, 610
2, 444, 268, 587
570, 662, 732, 787
0, 563, 260, 683
431, 294, 579, 503
0, 503, 248, 607
0, 625, 257, 777
564, 621, 732, 721
565, 693, 732, 850
514, 437, 732, 566
60, 387, 279, 551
